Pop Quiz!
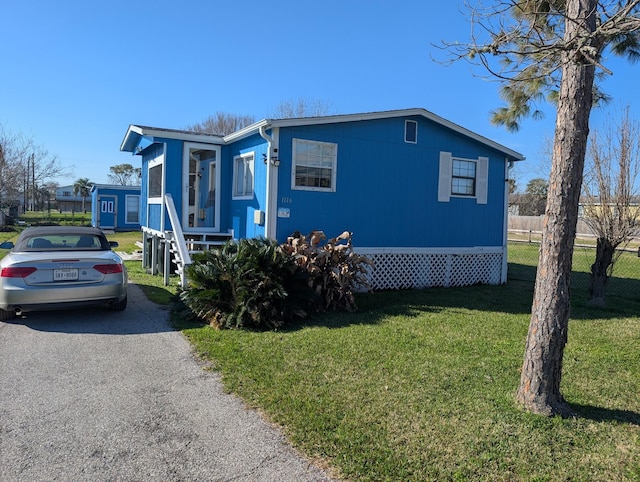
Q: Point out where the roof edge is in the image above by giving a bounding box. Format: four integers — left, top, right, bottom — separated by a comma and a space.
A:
120, 125, 225, 153
227, 108, 524, 161
122, 108, 525, 161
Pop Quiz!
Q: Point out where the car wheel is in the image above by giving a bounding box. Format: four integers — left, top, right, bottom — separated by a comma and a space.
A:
0, 308, 15, 321
110, 296, 128, 312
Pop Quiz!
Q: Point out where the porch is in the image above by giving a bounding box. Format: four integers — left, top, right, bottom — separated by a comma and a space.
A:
141, 194, 232, 288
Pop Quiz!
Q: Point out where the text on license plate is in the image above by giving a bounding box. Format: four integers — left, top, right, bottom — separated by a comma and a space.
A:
54, 268, 79, 281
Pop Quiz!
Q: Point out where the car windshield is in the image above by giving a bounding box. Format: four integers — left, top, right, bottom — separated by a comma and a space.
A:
22, 233, 109, 251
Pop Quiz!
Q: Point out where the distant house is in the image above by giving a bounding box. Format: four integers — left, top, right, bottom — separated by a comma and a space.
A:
55, 185, 91, 213
120, 108, 524, 288
90, 184, 141, 231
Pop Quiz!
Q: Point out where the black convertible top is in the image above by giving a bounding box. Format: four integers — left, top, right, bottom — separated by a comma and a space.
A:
13, 226, 111, 251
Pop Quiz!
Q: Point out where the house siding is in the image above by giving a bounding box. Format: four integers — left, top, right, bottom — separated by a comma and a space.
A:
272, 117, 507, 248
225, 134, 269, 240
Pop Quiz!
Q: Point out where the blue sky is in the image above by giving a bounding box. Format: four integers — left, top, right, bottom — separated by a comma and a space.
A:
1, 1, 638, 190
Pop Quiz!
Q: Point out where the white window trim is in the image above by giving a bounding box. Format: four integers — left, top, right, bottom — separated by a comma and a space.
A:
438, 151, 488, 204
232, 152, 255, 200
125, 194, 140, 224
147, 153, 165, 204
405, 120, 418, 144
291, 138, 338, 192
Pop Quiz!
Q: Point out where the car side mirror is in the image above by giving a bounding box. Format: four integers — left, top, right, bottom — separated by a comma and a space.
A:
0, 241, 15, 249
109, 241, 119, 248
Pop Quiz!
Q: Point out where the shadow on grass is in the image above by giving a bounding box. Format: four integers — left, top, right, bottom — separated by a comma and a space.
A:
570, 403, 640, 426
170, 261, 640, 332
509, 262, 640, 320
134, 282, 177, 305
281, 278, 535, 332
281, 263, 640, 331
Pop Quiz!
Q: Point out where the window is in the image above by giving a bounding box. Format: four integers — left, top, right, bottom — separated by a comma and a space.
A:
292, 139, 337, 192
438, 151, 488, 204
452, 159, 476, 196
101, 200, 114, 213
148, 164, 163, 198
125, 195, 140, 224
233, 152, 254, 198
405, 120, 417, 143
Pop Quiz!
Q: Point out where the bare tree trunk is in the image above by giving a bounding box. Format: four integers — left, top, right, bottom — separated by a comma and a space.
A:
588, 238, 615, 306
515, 0, 597, 417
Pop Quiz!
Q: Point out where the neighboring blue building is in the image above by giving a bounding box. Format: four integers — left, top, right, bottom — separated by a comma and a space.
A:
120, 108, 524, 289
90, 184, 141, 231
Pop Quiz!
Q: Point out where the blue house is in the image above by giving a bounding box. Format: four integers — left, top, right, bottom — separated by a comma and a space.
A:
120, 108, 524, 289
90, 184, 141, 231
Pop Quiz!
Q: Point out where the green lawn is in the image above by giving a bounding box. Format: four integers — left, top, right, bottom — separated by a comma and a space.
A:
3, 228, 639, 480
178, 263, 640, 481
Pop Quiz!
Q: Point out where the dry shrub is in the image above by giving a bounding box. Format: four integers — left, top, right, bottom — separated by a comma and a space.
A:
281, 230, 373, 312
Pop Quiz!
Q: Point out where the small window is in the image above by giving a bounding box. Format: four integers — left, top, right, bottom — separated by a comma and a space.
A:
451, 159, 476, 196
126, 195, 140, 224
233, 153, 254, 198
148, 164, 163, 198
405, 120, 417, 143
438, 152, 489, 204
292, 139, 337, 192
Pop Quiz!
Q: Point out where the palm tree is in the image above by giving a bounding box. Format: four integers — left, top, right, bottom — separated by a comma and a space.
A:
73, 178, 93, 213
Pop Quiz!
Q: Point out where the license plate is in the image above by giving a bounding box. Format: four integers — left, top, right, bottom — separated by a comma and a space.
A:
54, 268, 79, 281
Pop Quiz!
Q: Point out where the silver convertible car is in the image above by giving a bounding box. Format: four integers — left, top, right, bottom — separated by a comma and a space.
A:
0, 226, 128, 321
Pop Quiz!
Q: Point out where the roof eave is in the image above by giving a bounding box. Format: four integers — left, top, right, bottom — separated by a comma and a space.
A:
225, 109, 524, 161
120, 125, 225, 153
222, 119, 271, 143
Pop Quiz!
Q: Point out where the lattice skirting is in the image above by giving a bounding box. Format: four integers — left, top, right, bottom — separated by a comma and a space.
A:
357, 248, 505, 291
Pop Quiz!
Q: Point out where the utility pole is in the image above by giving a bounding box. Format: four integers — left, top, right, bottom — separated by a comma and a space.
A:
31, 153, 35, 211
23, 157, 28, 213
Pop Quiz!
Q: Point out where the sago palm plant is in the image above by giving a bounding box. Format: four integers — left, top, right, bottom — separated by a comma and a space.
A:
181, 238, 303, 329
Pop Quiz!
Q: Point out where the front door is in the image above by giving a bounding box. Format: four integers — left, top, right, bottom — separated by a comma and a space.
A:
99, 195, 116, 229
183, 143, 221, 231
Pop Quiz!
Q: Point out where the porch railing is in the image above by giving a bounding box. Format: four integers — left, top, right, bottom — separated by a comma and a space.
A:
164, 193, 191, 288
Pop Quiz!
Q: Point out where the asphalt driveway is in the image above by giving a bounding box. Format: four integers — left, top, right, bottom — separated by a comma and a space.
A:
0, 283, 333, 481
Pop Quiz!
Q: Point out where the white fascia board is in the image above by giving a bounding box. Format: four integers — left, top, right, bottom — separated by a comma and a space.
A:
223, 120, 271, 143
137, 126, 224, 144
92, 184, 141, 191
121, 125, 224, 152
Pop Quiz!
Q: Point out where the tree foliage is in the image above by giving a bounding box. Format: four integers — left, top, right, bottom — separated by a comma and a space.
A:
0, 125, 68, 211
73, 177, 94, 212
268, 98, 334, 119
185, 99, 334, 138
512, 177, 549, 214
447, 1, 640, 131
108, 163, 141, 186
184, 112, 256, 136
